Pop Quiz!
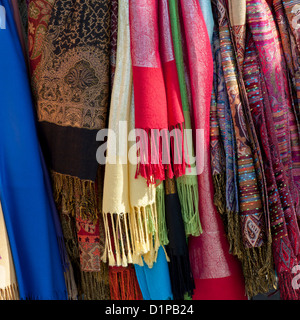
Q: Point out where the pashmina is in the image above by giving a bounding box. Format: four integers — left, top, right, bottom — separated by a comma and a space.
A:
0, 0, 67, 299
247, 0, 300, 221
134, 246, 173, 300
213, 0, 275, 297
129, 0, 186, 185
30, 0, 111, 300
181, 0, 246, 300
164, 177, 195, 300
102, 0, 158, 269
168, 0, 202, 237
0, 203, 19, 300
246, 0, 300, 300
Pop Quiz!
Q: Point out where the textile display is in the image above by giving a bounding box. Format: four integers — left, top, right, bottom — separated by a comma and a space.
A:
3, 0, 300, 301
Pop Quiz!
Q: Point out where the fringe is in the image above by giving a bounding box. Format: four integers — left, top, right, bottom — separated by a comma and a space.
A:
278, 270, 300, 300
0, 284, 19, 300
167, 249, 195, 300
135, 127, 185, 185
156, 182, 169, 246
80, 270, 110, 300
212, 172, 226, 216
176, 175, 202, 237
102, 203, 160, 269
51, 171, 98, 224
109, 266, 143, 300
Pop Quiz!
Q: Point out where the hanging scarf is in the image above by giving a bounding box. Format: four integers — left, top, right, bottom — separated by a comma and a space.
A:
102, 0, 159, 269
30, 0, 111, 300
247, 0, 300, 221
213, 0, 275, 297
129, 0, 186, 185
246, 0, 300, 299
164, 176, 195, 300
0, 0, 67, 299
180, 0, 246, 300
210, 26, 241, 258
168, 0, 202, 238
271, 0, 300, 124
134, 246, 173, 300
0, 203, 19, 300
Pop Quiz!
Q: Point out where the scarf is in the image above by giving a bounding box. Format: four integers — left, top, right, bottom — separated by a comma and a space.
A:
129, 0, 186, 185
30, 0, 111, 300
271, 0, 300, 124
214, 0, 275, 297
246, 0, 300, 300
134, 246, 173, 300
0, 203, 19, 300
164, 176, 195, 300
0, 0, 67, 299
102, 0, 159, 270
168, 0, 202, 238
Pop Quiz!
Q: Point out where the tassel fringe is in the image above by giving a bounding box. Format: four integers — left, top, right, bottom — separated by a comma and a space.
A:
135, 126, 186, 185
102, 203, 160, 268
80, 270, 110, 300
51, 171, 98, 224
156, 182, 169, 246
0, 284, 19, 300
176, 175, 202, 237
278, 270, 300, 300
109, 266, 143, 300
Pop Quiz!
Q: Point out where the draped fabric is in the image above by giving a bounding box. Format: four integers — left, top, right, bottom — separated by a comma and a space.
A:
29, 0, 111, 300
129, 0, 186, 185
0, 0, 67, 299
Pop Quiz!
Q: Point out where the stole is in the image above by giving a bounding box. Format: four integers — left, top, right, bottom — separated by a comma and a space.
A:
30, 0, 111, 300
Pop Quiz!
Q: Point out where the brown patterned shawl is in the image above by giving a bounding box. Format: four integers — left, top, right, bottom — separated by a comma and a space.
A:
29, 0, 111, 300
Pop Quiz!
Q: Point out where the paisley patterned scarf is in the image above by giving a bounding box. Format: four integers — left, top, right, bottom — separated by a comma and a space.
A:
29, 0, 111, 300
214, 0, 275, 297
245, 0, 300, 299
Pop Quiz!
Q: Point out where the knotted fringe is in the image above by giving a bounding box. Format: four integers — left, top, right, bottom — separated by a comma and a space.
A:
135, 126, 185, 185
278, 270, 300, 300
80, 270, 110, 300
156, 182, 169, 246
167, 249, 195, 300
63, 259, 78, 300
212, 172, 226, 216
109, 266, 143, 300
0, 284, 19, 300
176, 175, 202, 237
51, 171, 98, 224
102, 203, 160, 269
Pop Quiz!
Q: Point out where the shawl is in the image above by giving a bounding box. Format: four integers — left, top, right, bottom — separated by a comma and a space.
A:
0, 0, 67, 299
134, 246, 173, 300
168, 0, 202, 238
180, 0, 246, 300
102, 0, 158, 269
214, 0, 276, 297
198, 0, 215, 43
30, 0, 111, 300
0, 203, 19, 300
164, 177, 195, 300
247, 0, 300, 221
246, 0, 300, 299
129, 0, 186, 185
271, 0, 300, 124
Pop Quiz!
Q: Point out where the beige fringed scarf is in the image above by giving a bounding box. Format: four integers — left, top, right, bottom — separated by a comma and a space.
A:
102, 0, 159, 269
0, 203, 19, 300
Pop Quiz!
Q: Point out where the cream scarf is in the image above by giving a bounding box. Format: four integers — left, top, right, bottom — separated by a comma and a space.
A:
0, 202, 19, 300
102, 0, 159, 268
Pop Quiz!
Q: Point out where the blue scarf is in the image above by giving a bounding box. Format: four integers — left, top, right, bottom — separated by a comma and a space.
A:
0, 0, 67, 300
